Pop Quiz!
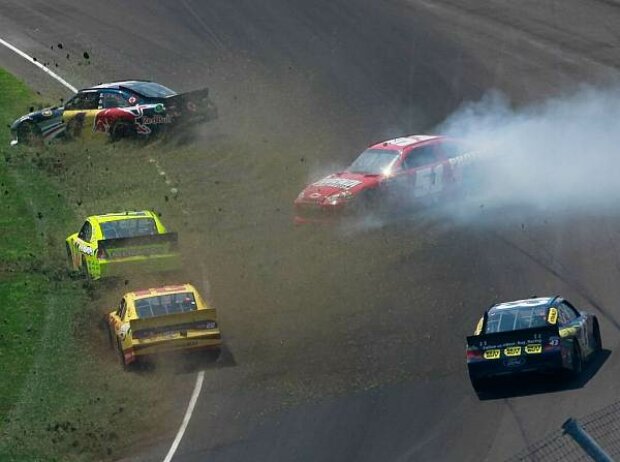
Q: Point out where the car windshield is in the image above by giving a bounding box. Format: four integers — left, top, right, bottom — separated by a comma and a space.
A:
347, 149, 399, 175
485, 306, 549, 333
126, 82, 176, 98
100, 218, 157, 239
135, 292, 197, 318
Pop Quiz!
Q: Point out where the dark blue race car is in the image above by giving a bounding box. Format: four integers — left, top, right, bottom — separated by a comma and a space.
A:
10, 80, 217, 146
466, 297, 602, 392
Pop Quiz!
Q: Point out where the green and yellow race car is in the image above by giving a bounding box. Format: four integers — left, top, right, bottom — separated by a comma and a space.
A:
65, 210, 180, 280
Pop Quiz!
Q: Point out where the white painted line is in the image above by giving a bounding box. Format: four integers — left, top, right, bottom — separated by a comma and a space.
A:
1, 35, 204, 462
163, 370, 205, 462
0, 37, 78, 93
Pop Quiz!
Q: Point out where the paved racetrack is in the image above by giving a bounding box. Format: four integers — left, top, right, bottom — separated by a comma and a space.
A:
3, 1, 620, 460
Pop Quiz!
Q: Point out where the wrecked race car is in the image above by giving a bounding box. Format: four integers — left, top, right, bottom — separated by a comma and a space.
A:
10, 79, 217, 145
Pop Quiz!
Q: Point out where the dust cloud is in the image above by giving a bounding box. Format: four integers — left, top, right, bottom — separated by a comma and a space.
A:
438, 87, 620, 214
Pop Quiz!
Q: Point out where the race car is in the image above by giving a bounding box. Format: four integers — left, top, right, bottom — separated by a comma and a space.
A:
466, 297, 602, 392
65, 210, 180, 280
293, 135, 479, 224
106, 283, 221, 368
10, 79, 217, 145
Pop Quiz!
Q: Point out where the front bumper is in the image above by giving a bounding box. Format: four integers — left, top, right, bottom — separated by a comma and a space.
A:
293, 201, 345, 224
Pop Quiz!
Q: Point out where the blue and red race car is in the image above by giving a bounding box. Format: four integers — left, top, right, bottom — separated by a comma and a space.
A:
466, 297, 602, 393
10, 80, 217, 145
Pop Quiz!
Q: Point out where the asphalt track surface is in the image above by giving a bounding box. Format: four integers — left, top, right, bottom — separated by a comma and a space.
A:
3, 1, 620, 461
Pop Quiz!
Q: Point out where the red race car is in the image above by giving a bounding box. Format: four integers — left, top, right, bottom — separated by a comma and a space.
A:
294, 135, 479, 224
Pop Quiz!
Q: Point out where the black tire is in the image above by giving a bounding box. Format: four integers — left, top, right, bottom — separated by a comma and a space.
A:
109, 120, 136, 142
570, 343, 583, 376
117, 339, 130, 370
592, 319, 602, 352
17, 121, 43, 146
65, 243, 74, 270
106, 320, 115, 350
81, 256, 92, 280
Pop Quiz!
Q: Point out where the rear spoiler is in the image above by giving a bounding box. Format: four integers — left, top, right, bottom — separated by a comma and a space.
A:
164, 88, 213, 115
467, 325, 560, 350
98, 232, 178, 250
130, 308, 216, 333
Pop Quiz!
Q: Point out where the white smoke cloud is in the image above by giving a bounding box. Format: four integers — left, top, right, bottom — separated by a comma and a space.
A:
437, 87, 620, 213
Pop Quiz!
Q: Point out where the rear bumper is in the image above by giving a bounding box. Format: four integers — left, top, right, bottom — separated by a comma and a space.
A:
97, 253, 181, 279
468, 350, 564, 380
124, 332, 221, 363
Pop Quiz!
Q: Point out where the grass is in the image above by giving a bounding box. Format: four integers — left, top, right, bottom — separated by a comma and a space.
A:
0, 69, 190, 461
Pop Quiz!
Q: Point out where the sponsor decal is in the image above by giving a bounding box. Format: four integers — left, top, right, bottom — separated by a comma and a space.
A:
119, 323, 130, 340
128, 96, 137, 105
483, 349, 500, 360
309, 192, 322, 199
78, 244, 94, 255
186, 101, 197, 112
312, 177, 362, 190
504, 346, 522, 357
525, 344, 542, 354
548, 307, 558, 324
42, 109, 53, 117
154, 103, 165, 113
142, 114, 172, 125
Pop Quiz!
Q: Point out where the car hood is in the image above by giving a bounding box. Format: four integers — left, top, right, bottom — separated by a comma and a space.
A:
297, 172, 382, 202
11, 106, 64, 129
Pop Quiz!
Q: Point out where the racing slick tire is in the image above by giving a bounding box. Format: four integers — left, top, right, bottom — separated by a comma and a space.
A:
592, 318, 603, 352
65, 243, 74, 270
570, 343, 583, 377
81, 256, 93, 281
109, 120, 136, 142
117, 339, 132, 371
17, 121, 43, 146
106, 320, 115, 350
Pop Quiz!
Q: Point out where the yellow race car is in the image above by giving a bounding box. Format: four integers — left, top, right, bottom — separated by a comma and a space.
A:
65, 210, 180, 280
106, 283, 222, 368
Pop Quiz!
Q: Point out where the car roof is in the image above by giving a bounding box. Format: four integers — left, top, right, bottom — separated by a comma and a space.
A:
87, 210, 155, 224
368, 135, 442, 150
85, 80, 153, 91
489, 297, 558, 313
125, 284, 197, 301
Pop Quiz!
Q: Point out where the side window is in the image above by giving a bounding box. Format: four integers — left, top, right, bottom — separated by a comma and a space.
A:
117, 299, 127, 319
441, 142, 464, 159
558, 302, 578, 324
101, 91, 130, 109
560, 302, 578, 321
65, 92, 99, 110
402, 145, 439, 170
77, 221, 92, 242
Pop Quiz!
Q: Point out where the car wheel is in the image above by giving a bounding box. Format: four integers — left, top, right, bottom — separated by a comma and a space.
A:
117, 340, 130, 370
109, 120, 136, 142
592, 319, 602, 352
106, 320, 115, 350
17, 121, 43, 146
81, 256, 92, 280
65, 243, 74, 270
571, 343, 583, 376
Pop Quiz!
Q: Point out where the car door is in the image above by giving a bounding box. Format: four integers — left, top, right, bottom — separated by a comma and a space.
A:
400, 143, 444, 198
62, 91, 101, 139
74, 220, 95, 268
